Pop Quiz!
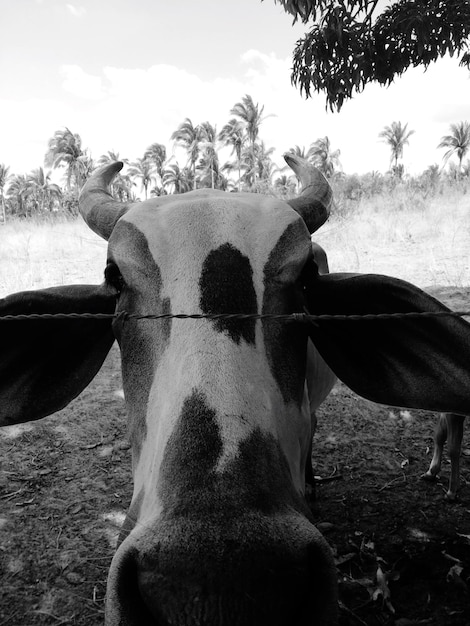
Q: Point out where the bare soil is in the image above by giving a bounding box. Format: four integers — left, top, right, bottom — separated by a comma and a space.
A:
0, 285, 469, 626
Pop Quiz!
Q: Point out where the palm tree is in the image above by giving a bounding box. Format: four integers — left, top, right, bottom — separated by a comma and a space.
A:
230, 95, 270, 185
308, 136, 342, 178
254, 141, 277, 184
379, 121, 415, 173
97, 152, 132, 199
144, 143, 167, 188
197, 122, 219, 189
0, 164, 11, 224
7, 174, 31, 217
219, 119, 245, 191
240, 146, 257, 188
287, 145, 308, 159
76, 153, 95, 187
162, 163, 192, 194
27, 167, 62, 212
113, 173, 135, 201
239, 141, 275, 189
44, 127, 85, 194
97, 150, 128, 167
274, 174, 297, 198
171, 118, 201, 190
462, 159, 470, 178
438, 121, 470, 176
128, 158, 156, 199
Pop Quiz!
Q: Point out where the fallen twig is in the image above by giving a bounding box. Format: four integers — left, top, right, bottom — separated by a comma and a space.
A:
339, 600, 369, 625
314, 466, 343, 483
0, 488, 23, 500
378, 474, 406, 492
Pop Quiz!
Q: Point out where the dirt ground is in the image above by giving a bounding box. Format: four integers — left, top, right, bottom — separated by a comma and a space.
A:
0, 285, 469, 626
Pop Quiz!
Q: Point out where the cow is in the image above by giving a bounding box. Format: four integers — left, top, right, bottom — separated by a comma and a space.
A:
2, 153, 470, 626
422, 413, 466, 500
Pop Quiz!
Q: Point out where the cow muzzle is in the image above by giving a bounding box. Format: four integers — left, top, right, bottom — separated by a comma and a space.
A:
105, 514, 338, 626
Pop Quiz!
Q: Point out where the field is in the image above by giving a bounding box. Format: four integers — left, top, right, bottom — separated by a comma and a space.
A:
0, 187, 469, 625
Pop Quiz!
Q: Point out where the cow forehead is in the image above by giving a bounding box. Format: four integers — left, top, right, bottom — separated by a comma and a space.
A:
107, 191, 312, 497
111, 191, 311, 279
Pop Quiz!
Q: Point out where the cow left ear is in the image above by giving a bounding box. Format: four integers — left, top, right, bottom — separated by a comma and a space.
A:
0, 284, 116, 426
303, 270, 470, 414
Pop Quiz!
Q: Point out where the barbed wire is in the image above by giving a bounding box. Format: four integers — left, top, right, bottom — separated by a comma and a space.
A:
1, 310, 470, 323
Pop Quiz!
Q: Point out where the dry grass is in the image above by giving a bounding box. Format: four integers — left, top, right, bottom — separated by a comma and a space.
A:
316, 188, 470, 289
0, 188, 469, 299
0, 218, 107, 297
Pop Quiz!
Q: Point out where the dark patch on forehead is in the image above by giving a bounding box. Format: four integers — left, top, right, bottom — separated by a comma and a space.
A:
158, 389, 309, 519
262, 221, 309, 405
110, 220, 172, 457
199, 243, 257, 344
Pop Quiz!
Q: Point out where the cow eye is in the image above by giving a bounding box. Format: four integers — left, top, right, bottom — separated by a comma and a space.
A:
105, 262, 125, 294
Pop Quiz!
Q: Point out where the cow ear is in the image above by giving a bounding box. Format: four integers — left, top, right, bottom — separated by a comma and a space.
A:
303, 271, 470, 414
0, 285, 116, 426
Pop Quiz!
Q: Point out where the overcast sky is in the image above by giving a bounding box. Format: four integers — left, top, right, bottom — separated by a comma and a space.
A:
1, 0, 469, 179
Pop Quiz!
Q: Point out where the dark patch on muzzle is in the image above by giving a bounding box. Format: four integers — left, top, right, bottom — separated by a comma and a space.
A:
199, 243, 258, 344
158, 389, 310, 518
158, 390, 223, 511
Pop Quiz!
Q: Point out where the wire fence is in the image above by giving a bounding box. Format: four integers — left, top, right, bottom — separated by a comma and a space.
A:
1, 310, 470, 323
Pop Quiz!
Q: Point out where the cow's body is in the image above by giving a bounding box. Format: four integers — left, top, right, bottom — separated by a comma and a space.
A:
3, 154, 470, 625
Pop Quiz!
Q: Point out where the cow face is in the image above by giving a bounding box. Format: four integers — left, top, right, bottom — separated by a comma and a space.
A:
94, 184, 338, 625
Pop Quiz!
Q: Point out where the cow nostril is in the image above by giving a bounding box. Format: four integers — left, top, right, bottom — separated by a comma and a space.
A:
108, 548, 160, 626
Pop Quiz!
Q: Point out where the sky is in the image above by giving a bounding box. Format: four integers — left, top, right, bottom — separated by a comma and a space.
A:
1, 0, 470, 181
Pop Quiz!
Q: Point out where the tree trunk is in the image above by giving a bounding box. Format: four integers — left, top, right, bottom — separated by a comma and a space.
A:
252, 141, 257, 185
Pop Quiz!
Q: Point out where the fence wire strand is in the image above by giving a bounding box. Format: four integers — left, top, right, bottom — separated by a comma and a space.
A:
1, 310, 470, 323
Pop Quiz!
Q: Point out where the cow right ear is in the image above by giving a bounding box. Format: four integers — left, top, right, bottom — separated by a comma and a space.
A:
0, 284, 116, 426
302, 271, 470, 415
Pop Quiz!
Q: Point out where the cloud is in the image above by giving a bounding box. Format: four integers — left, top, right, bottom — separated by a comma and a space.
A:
61, 65, 105, 100
66, 3, 86, 17
0, 97, 71, 174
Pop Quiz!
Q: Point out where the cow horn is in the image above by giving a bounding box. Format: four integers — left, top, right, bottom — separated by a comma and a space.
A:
284, 153, 332, 234
79, 161, 131, 241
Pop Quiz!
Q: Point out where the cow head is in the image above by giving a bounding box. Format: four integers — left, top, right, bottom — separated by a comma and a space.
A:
80, 156, 337, 625
3, 153, 470, 626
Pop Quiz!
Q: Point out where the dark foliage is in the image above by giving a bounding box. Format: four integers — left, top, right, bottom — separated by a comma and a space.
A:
269, 0, 470, 110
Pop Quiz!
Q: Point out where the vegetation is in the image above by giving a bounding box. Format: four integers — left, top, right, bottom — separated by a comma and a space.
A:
307, 136, 342, 177
44, 127, 92, 194
438, 120, 470, 176
269, 0, 470, 110
379, 121, 415, 177
0, 164, 11, 224
1, 94, 469, 222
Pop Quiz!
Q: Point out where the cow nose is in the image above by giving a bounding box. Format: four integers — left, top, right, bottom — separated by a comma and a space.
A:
107, 514, 338, 626
106, 546, 161, 626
